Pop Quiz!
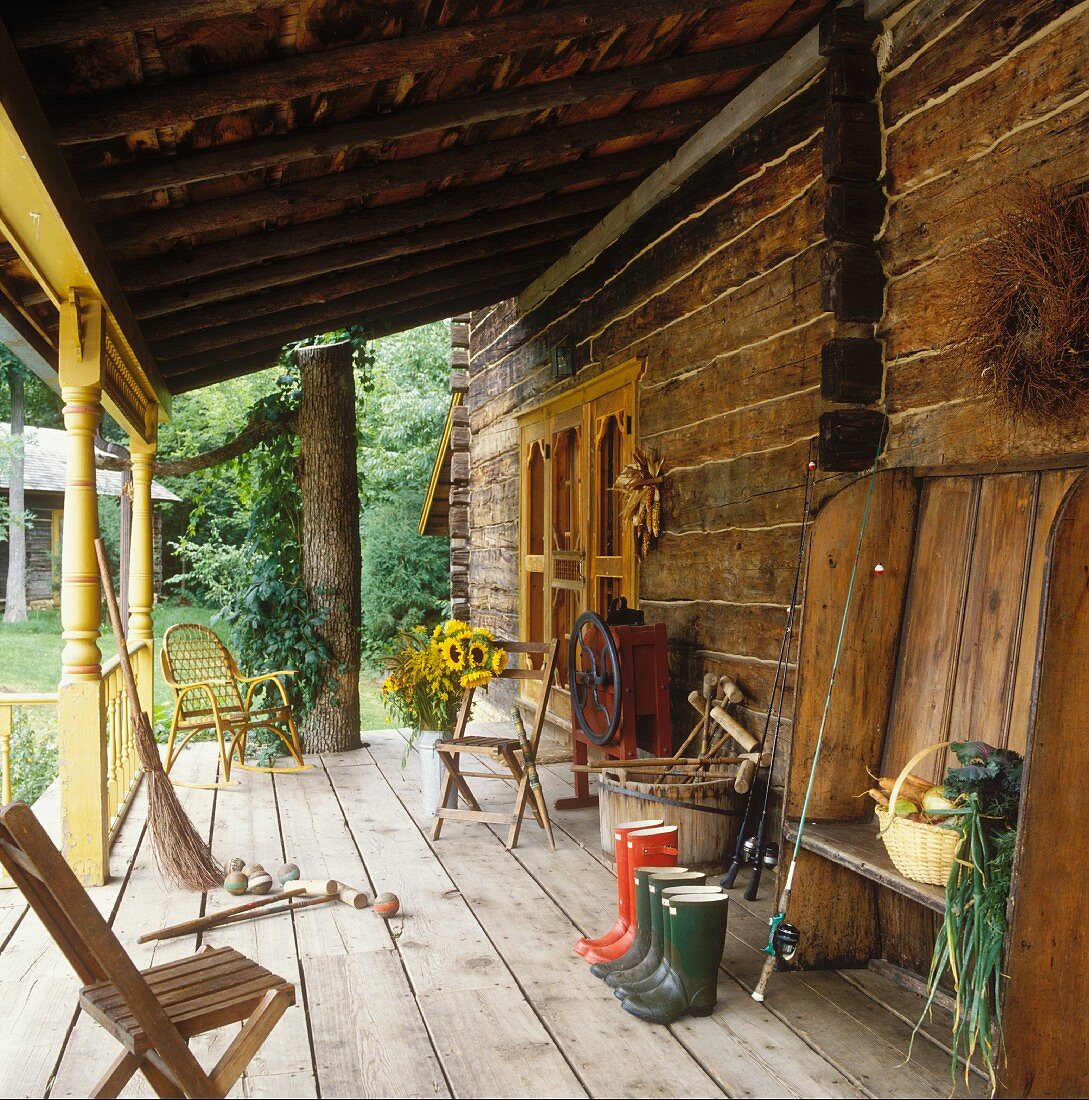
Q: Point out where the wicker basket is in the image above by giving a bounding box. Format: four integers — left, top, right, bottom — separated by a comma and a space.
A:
876, 742, 962, 886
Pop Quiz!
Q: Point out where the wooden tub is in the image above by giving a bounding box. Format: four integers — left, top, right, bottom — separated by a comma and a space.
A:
598, 767, 743, 873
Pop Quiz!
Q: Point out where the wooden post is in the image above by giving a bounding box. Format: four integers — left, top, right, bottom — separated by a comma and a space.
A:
297, 340, 361, 754
127, 429, 156, 722
57, 291, 109, 885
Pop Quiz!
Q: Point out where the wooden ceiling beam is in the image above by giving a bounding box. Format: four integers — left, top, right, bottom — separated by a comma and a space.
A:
78, 40, 793, 203
111, 148, 666, 293
48, 1, 726, 145
7, 1, 287, 49
156, 248, 561, 365
131, 183, 630, 321
99, 97, 725, 255
144, 214, 596, 342
168, 277, 528, 392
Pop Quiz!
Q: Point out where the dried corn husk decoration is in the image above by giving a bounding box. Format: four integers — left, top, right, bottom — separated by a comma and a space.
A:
613, 448, 666, 560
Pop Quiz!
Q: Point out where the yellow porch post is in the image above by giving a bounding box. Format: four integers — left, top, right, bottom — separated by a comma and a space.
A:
57, 291, 110, 886
127, 430, 156, 722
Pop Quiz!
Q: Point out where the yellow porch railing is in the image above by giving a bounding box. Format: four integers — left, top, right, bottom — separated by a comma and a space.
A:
102, 640, 148, 844
0, 691, 59, 888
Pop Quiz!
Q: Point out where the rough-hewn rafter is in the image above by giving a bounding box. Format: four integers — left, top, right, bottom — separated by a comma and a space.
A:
144, 215, 595, 342
169, 277, 527, 392
132, 184, 630, 321
7, 0, 286, 49
99, 98, 725, 254
48, 0, 724, 145
155, 246, 567, 363
79, 41, 792, 203
110, 149, 666, 292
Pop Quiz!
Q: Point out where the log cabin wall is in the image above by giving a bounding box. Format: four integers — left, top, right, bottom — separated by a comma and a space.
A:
880, 0, 1089, 465
464, 0, 1089, 752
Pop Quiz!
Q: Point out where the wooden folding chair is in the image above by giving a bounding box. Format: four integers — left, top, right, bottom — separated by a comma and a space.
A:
0, 801, 294, 1099
432, 637, 560, 850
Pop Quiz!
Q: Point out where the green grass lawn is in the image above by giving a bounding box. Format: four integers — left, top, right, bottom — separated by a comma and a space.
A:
0, 602, 215, 695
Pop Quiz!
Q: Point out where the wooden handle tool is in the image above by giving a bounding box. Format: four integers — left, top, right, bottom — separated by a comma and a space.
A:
298, 878, 370, 908
709, 704, 759, 753
139, 887, 307, 942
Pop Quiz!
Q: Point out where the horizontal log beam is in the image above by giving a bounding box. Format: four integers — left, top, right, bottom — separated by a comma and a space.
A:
99, 98, 724, 254
79, 41, 792, 203
132, 184, 630, 321
144, 214, 596, 341
111, 148, 666, 291
155, 247, 565, 363
48, 0, 727, 145
7, 1, 286, 49
169, 277, 529, 392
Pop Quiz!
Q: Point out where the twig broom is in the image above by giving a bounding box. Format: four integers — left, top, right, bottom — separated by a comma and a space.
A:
94, 537, 222, 891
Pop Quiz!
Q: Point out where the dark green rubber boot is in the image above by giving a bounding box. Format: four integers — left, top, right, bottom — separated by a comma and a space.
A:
604, 870, 703, 989
621, 892, 729, 1024
591, 865, 688, 980
612, 883, 720, 999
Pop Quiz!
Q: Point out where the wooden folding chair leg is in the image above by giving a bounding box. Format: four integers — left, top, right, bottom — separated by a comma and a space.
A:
208, 988, 291, 1096
138, 1057, 186, 1100
432, 762, 456, 840
91, 1050, 141, 1099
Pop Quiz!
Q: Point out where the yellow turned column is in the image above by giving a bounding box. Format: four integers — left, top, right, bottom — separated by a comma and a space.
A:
127, 429, 156, 790
57, 292, 110, 885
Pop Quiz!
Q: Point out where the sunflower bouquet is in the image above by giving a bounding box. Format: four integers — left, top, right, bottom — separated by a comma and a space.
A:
382, 621, 507, 750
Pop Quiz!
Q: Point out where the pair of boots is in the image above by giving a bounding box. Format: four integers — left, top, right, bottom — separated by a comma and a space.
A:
594, 866, 729, 1023
574, 819, 678, 965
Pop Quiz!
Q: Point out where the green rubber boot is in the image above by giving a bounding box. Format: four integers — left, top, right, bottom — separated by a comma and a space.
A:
604, 870, 703, 989
621, 892, 729, 1024
591, 865, 690, 980
613, 884, 721, 999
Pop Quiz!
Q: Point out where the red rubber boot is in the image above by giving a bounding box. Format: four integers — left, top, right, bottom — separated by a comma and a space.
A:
574, 819, 663, 957
583, 824, 679, 964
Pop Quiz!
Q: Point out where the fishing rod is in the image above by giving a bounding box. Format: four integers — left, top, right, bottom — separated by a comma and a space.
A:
721, 446, 817, 900
752, 448, 883, 1003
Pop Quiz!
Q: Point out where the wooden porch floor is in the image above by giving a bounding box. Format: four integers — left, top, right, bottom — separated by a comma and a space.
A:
0, 729, 987, 1099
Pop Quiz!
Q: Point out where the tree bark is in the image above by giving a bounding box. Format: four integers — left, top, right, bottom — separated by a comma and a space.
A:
297, 341, 361, 753
4, 367, 27, 622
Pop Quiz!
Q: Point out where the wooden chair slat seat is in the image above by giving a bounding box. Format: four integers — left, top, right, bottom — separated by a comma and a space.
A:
0, 802, 294, 1098
432, 637, 560, 850
82, 947, 294, 1052
161, 622, 311, 782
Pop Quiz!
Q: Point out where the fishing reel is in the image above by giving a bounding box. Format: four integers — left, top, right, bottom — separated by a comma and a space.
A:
720, 836, 779, 899
762, 913, 802, 964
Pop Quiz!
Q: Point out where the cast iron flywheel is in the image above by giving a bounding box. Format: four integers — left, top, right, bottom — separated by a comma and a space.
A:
569, 610, 622, 746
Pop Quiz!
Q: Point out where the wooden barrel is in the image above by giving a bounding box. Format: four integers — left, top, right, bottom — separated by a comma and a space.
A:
598, 768, 742, 873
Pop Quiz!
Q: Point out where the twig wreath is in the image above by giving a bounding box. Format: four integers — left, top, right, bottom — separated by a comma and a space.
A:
959, 185, 1089, 422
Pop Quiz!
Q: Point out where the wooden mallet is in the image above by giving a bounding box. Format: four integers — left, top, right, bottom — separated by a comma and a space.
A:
297, 879, 371, 909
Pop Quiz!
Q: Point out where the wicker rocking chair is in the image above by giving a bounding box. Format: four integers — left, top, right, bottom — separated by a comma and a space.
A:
161, 623, 311, 785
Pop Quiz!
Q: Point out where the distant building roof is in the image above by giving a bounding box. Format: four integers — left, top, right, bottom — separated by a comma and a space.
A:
0, 424, 181, 502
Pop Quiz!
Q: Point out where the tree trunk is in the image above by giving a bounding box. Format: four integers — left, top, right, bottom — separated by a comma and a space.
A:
297, 340, 361, 753
4, 367, 27, 623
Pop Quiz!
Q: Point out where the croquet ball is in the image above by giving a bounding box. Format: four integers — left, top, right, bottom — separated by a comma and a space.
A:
226, 856, 245, 874
224, 871, 248, 895
276, 862, 301, 885
374, 891, 400, 917
249, 871, 274, 895
242, 862, 266, 878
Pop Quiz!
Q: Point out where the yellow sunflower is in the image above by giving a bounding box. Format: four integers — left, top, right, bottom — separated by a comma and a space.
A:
439, 636, 465, 670
491, 648, 506, 675
461, 669, 493, 690
467, 641, 488, 668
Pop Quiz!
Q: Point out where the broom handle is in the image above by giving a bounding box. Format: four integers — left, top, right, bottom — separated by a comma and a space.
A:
94, 538, 144, 720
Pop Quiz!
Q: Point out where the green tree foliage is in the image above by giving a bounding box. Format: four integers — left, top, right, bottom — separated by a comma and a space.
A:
357, 322, 452, 662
